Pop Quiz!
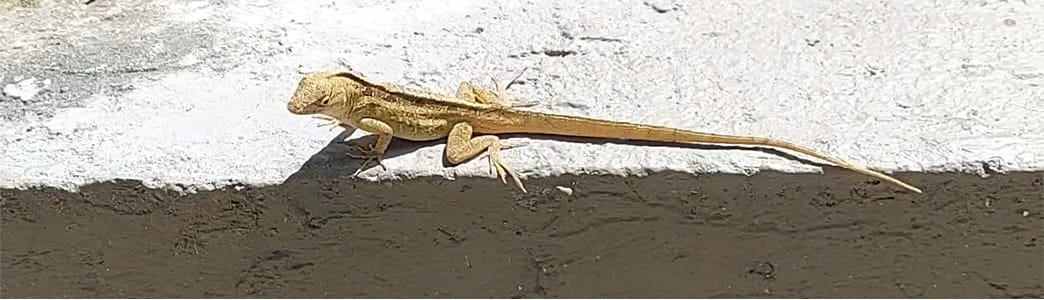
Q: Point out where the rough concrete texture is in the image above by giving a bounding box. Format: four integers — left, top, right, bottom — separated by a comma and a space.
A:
1, 0, 1041, 193
2, 169, 1043, 297
2, 2, 1044, 298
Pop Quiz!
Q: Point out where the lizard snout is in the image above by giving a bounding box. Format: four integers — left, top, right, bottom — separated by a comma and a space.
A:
286, 101, 302, 114
287, 102, 311, 115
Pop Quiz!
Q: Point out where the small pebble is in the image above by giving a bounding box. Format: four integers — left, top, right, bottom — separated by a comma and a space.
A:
555, 186, 573, 195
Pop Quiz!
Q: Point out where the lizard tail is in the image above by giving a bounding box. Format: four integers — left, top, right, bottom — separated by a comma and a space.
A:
486, 110, 922, 193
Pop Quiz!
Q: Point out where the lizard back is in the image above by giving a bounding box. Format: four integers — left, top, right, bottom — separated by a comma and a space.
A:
345, 78, 523, 140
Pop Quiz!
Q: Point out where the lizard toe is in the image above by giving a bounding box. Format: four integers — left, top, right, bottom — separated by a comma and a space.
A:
312, 116, 342, 131
487, 146, 526, 193
500, 140, 529, 150
345, 144, 388, 172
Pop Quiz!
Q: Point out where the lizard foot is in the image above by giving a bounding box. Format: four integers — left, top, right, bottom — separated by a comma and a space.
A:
507, 99, 538, 108
486, 142, 526, 193
313, 115, 342, 131
499, 140, 529, 151
345, 143, 387, 174
491, 67, 538, 108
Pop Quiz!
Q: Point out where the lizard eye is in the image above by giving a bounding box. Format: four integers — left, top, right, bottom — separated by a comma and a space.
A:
320, 96, 331, 105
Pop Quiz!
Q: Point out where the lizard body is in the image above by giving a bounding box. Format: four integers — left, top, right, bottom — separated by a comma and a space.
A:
287, 70, 922, 194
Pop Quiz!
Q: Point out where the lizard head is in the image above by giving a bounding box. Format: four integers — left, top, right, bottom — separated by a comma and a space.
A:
286, 72, 360, 115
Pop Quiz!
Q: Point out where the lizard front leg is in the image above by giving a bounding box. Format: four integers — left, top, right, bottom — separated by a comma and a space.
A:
444, 122, 527, 193
346, 118, 394, 173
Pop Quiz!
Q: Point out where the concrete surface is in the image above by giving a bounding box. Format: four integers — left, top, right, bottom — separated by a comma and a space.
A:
2, 0, 1043, 193
4, 2, 1043, 298
3, 170, 1042, 297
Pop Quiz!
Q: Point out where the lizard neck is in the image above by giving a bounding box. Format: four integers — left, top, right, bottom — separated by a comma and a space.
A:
339, 84, 358, 119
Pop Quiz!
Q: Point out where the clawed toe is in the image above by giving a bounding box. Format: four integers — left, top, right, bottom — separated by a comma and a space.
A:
346, 144, 387, 173
496, 159, 526, 193
313, 116, 342, 131
509, 101, 538, 108
489, 68, 537, 108
500, 141, 529, 150
486, 146, 526, 193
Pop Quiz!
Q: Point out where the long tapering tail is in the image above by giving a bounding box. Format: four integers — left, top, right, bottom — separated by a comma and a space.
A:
484, 110, 922, 193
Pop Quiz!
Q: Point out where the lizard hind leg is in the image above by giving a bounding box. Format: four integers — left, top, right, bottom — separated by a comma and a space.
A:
489, 66, 536, 107
454, 68, 536, 108
455, 81, 534, 108
444, 122, 527, 193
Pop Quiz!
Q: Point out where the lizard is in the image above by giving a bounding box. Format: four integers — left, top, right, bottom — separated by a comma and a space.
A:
286, 69, 923, 194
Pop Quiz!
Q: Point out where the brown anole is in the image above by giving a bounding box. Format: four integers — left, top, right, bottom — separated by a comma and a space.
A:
286, 69, 922, 194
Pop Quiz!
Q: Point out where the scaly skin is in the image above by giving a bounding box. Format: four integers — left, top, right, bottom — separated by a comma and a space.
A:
286, 70, 922, 194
